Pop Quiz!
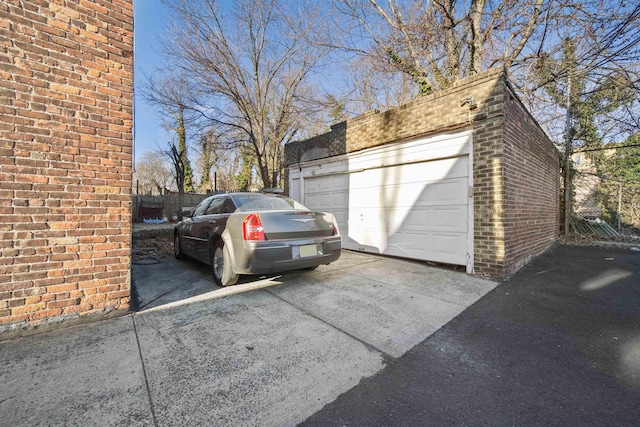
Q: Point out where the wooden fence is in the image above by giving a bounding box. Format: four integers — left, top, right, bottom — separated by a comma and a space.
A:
132, 189, 269, 222
132, 191, 211, 222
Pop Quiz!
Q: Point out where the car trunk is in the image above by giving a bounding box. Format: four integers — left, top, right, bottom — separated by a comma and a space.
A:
260, 210, 335, 240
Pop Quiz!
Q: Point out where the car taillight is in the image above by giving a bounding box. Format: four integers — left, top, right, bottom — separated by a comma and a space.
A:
325, 213, 339, 235
243, 213, 265, 241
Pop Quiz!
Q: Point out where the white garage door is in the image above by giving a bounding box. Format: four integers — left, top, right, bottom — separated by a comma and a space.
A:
289, 131, 473, 273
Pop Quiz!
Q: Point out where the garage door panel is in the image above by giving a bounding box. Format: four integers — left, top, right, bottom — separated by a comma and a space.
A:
348, 208, 410, 232
349, 155, 468, 184
318, 178, 332, 190
393, 157, 468, 182
305, 175, 348, 190
414, 158, 467, 181
304, 194, 318, 208
385, 231, 466, 265
331, 192, 348, 207
350, 173, 467, 209
349, 187, 382, 209
427, 206, 467, 231
291, 131, 471, 268
349, 208, 466, 245
426, 179, 468, 204
401, 208, 430, 229
318, 193, 331, 206
304, 176, 349, 234
290, 178, 300, 202
304, 178, 318, 192
346, 132, 470, 169
387, 231, 427, 254
346, 205, 466, 233
331, 174, 349, 189
348, 211, 396, 236
429, 233, 467, 265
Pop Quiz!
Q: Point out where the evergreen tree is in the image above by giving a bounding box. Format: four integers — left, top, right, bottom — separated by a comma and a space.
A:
235, 147, 255, 191
597, 136, 640, 227
176, 105, 194, 192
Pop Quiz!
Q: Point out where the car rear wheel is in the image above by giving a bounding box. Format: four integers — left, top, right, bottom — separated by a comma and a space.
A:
174, 233, 186, 260
212, 240, 239, 287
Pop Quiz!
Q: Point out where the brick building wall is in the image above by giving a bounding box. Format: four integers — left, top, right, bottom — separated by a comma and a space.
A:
502, 83, 561, 276
0, 0, 133, 332
284, 69, 560, 279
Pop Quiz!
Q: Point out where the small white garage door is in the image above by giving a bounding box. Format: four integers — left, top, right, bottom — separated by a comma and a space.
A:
289, 131, 473, 273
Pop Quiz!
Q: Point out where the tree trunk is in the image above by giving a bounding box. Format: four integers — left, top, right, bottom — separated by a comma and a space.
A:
469, 0, 486, 74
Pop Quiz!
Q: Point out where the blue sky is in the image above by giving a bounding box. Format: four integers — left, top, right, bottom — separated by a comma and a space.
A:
133, 0, 174, 161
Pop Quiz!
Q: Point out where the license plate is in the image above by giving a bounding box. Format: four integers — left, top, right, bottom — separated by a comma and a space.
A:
299, 244, 317, 257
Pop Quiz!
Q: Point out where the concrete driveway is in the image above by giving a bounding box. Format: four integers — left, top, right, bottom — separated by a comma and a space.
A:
0, 250, 496, 426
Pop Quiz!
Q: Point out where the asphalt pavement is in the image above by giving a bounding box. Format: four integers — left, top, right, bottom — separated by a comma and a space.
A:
302, 244, 640, 426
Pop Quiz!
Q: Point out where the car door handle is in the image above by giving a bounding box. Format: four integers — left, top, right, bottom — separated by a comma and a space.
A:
208, 220, 216, 224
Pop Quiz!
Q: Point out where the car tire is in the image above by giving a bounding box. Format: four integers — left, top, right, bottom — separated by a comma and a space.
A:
174, 233, 186, 260
212, 240, 239, 287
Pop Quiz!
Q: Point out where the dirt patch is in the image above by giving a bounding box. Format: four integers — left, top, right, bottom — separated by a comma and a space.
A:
132, 236, 174, 263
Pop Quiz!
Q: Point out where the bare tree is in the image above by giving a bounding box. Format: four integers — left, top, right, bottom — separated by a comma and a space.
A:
166, 142, 188, 220
519, 2, 640, 145
341, 55, 418, 114
329, 1, 639, 142
333, 0, 546, 94
214, 147, 240, 192
196, 129, 218, 193
134, 151, 172, 195
143, 72, 196, 192
195, 128, 242, 193
162, 0, 332, 189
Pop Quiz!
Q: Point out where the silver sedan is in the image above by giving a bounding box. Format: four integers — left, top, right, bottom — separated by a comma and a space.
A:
173, 192, 342, 286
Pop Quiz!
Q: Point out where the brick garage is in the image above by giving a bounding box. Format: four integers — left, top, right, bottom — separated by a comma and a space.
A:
0, 0, 133, 332
284, 69, 560, 279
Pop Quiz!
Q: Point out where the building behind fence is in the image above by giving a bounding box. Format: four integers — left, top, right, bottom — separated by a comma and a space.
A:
572, 152, 640, 229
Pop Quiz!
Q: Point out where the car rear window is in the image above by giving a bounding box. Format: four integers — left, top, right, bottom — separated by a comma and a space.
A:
234, 194, 309, 212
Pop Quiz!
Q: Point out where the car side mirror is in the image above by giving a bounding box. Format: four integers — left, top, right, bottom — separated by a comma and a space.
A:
181, 210, 193, 218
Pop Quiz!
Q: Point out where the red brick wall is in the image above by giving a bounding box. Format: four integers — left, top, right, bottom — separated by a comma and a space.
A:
284, 69, 560, 279
0, 0, 133, 332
